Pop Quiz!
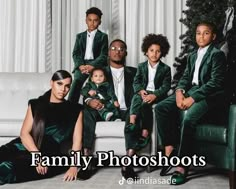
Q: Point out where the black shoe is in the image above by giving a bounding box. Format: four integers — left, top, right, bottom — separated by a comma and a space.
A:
77, 168, 93, 180
121, 166, 138, 180
160, 149, 176, 176
160, 164, 173, 176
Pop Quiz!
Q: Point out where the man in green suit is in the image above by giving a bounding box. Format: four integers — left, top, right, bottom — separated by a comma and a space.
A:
77, 39, 136, 180
155, 21, 227, 185
68, 7, 108, 103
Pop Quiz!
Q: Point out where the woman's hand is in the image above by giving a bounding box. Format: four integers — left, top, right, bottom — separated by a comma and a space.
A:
36, 162, 48, 175
63, 167, 78, 181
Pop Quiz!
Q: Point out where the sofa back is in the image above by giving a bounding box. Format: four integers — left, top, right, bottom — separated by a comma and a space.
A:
0, 72, 51, 144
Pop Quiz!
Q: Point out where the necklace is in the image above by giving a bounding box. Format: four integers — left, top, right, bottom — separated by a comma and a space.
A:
112, 70, 124, 84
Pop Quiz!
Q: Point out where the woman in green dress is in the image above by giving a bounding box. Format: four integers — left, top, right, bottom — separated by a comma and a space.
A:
0, 70, 83, 184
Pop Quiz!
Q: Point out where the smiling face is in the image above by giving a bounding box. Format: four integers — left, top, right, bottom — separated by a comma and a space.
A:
91, 70, 106, 84
86, 13, 101, 32
145, 44, 162, 64
196, 24, 216, 48
50, 78, 72, 102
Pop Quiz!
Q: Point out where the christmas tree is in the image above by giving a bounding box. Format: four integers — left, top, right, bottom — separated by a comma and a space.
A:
172, 0, 236, 103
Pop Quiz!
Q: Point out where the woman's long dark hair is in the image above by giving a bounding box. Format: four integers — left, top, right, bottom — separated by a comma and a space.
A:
31, 70, 72, 149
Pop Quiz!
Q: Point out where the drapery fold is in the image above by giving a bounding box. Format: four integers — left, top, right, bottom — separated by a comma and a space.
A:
0, 0, 49, 72
0, 0, 185, 75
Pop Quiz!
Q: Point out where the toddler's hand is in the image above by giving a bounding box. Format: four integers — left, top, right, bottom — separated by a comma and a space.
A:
88, 90, 96, 96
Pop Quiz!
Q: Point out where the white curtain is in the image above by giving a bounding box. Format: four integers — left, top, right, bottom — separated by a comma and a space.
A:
51, 0, 112, 72
0, 0, 51, 72
52, 0, 185, 76
125, 0, 184, 75
0, 0, 186, 75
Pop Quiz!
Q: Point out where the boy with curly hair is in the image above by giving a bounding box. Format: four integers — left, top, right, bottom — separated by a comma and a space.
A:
122, 34, 171, 179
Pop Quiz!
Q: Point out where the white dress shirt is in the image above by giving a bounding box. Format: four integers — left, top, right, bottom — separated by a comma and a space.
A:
110, 66, 127, 110
84, 29, 97, 60
192, 45, 209, 85
146, 61, 159, 91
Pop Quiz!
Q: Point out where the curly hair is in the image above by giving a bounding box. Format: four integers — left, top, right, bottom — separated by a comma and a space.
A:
141, 34, 170, 58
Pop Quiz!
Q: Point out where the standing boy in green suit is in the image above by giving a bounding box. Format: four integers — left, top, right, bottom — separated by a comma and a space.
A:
69, 7, 108, 103
155, 21, 226, 185
122, 34, 171, 179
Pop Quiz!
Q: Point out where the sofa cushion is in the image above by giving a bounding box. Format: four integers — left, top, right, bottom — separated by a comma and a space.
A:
195, 124, 227, 145
95, 121, 125, 138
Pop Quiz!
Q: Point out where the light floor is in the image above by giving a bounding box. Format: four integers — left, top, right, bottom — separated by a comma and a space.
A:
1, 166, 229, 189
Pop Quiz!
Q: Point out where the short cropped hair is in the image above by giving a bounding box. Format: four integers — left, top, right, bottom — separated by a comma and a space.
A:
86, 7, 103, 19
196, 21, 217, 34
141, 34, 170, 58
109, 39, 127, 50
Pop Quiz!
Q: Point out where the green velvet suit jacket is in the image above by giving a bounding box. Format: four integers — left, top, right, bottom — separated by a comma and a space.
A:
176, 44, 226, 102
72, 30, 108, 72
104, 65, 137, 108
133, 61, 171, 100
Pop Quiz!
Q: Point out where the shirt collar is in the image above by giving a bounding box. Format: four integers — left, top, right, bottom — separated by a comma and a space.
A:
198, 44, 210, 54
110, 66, 124, 73
87, 29, 97, 37
148, 60, 159, 69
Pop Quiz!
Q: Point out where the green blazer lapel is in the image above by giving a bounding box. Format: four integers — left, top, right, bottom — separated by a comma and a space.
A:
93, 30, 101, 52
143, 61, 149, 85
198, 45, 214, 72
124, 67, 133, 107
105, 66, 115, 92
81, 31, 87, 50
189, 50, 198, 78
154, 61, 164, 85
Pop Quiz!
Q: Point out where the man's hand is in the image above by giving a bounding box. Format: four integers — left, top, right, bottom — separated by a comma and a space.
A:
176, 90, 185, 109
88, 90, 96, 96
114, 101, 120, 107
143, 94, 157, 104
87, 99, 104, 110
139, 90, 148, 100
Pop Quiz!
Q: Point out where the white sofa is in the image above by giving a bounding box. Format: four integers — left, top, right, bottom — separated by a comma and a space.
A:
0, 72, 52, 146
0, 73, 157, 163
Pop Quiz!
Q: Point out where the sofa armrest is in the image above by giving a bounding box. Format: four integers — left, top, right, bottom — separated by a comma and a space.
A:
228, 104, 236, 153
